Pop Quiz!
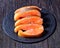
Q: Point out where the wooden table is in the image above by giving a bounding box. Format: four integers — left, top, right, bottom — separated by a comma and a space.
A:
0, 0, 60, 48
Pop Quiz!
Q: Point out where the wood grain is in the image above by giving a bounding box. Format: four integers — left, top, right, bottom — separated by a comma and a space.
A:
0, 0, 60, 48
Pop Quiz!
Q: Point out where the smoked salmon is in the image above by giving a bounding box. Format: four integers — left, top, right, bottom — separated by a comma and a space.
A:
14, 6, 44, 38
18, 25, 44, 37
14, 10, 41, 21
15, 16, 43, 26
14, 6, 41, 14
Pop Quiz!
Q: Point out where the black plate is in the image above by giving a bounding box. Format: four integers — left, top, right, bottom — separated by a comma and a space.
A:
2, 9, 57, 44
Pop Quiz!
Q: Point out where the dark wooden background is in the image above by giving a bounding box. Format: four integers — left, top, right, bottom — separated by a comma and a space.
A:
0, 0, 60, 48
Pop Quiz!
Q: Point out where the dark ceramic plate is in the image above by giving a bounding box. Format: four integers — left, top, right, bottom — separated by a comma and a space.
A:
2, 8, 57, 44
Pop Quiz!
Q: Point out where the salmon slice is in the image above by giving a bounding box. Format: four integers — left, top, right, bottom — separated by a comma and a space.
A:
14, 6, 41, 14
14, 10, 41, 21
14, 24, 42, 33
15, 16, 43, 26
18, 25, 44, 37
